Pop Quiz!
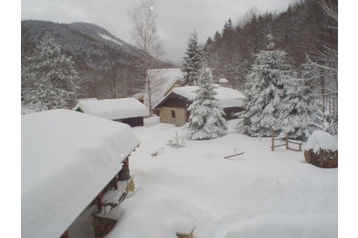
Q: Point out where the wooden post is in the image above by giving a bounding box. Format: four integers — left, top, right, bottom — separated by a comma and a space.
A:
97, 192, 103, 211
123, 157, 129, 167
61, 230, 69, 238
271, 129, 275, 151
113, 175, 118, 190
285, 133, 289, 150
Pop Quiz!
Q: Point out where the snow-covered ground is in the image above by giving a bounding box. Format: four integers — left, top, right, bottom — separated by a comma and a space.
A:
72, 116, 338, 238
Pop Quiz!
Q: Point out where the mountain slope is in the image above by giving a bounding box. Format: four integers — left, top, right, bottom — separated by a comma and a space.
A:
21, 20, 172, 99
22, 20, 135, 68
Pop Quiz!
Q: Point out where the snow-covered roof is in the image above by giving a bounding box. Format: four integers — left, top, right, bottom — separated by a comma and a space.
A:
157, 85, 245, 108
145, 68, 183, 107
74, 97, 149, 120
219, 78, 229, 83
22, 109, 140, 238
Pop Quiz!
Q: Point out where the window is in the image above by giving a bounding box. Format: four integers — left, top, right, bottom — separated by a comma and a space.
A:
171, 110, 176, 119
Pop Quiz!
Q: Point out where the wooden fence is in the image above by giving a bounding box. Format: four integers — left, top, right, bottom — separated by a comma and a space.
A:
271, 129, 302, 152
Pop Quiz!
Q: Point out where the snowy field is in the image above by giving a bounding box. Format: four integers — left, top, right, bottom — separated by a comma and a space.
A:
72, 116, 338, 238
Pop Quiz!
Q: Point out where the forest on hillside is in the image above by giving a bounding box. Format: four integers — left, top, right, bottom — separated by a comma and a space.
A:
21, 21, 172, 101
204, 0, 337, 116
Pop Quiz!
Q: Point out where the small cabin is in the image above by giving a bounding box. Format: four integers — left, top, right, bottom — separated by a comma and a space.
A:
155, 85, 245, 127
22, 109, 140, 238
74, 97, 149, 127
218, 78, 229, 87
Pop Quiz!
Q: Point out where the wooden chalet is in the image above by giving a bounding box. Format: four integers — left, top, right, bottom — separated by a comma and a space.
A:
74, 97, 149, 127
155, 85, 246, 127
134, 68, 184, 115
22, 109, 140, 238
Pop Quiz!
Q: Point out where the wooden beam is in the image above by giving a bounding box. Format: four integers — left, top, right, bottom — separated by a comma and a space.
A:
96, 192, 103, 211
60, 230, 69, 238
123, 157, 129, 167
271, 129, 274, 151
285, 133, 289, 150
112, 175, 118, 190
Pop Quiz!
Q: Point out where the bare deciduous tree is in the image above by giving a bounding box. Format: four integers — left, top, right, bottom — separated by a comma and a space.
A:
128, 0, 164, 115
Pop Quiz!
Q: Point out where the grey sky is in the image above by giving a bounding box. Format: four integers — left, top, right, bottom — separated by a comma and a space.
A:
21, 0, 297, 64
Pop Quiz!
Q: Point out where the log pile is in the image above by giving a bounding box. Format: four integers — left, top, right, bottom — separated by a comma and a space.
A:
304, 149, 338, 168
118, 165, 131, 181
92, 216, 117, 238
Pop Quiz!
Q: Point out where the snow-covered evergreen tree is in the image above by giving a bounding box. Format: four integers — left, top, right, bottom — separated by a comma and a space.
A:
186, 68, 228, 140
22, 32, 80, 111
181, 31, 205, 86
237, 34, 291, 137
280, 76, 324, 141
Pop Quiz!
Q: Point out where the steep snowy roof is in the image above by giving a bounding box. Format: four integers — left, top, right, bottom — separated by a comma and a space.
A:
157, 85, 245, 108
74, 97, 149, 120
21, 109, 140, 238
145, 68, 183, 107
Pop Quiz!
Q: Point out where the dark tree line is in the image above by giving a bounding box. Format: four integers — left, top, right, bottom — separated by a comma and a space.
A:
204, 0, 337, 92
204, 0, 338, 134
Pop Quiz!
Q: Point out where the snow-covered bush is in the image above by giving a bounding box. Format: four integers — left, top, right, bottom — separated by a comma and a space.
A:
167, 130, 186, 148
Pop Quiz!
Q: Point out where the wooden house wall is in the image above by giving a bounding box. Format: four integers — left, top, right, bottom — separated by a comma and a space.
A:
114, 117, 144, 127
223, 107, 245, 120
156, 93, 245, 126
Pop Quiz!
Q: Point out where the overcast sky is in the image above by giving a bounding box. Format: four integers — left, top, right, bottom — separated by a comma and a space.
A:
21, 0, 298, 64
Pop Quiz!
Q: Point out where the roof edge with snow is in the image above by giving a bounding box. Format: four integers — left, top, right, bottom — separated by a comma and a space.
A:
22, 109, 140, 237
74, 97, 150, 120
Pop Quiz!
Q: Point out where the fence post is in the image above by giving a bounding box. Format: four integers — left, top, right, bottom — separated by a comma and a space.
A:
271, 129, 275, 151
285, 133, 289, 150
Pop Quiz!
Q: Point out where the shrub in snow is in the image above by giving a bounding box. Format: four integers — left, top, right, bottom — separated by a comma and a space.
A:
167, 130, 186, 148
304, 130, 338, 168
186, 68, 228, 140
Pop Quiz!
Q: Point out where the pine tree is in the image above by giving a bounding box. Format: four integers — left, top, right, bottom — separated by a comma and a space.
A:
280, 78, 323, 141
22, 32, 79, 111
237, 34, 291, 137
181, 31, 204, 86
186, 68, 228, 140
280, 75, 323, 141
